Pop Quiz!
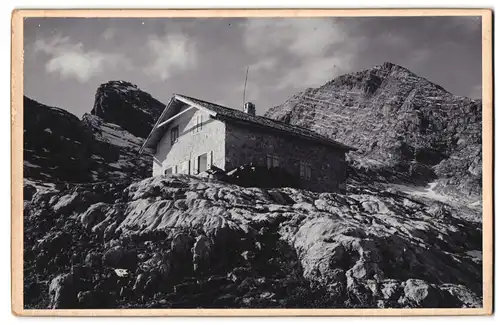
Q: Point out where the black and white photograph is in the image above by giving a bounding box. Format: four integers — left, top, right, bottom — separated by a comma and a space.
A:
15, 10, 492, 314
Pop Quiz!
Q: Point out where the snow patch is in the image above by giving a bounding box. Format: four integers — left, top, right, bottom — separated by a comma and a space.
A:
24, 179, 57, 197
95, 123, 143, 149
114, 269, 129, 277
466, 250, 482, 263
24, 161, 41, 169
91, 171, 100, 181
108, 162, 125, 169
394, 182, 450, 204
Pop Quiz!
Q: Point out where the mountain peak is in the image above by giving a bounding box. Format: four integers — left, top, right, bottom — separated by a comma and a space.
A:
377, 61, 409, 72
368, 62, 416, 79
91, 81, 165, 138
317, 61, 449, 97
98, 80, 139, 91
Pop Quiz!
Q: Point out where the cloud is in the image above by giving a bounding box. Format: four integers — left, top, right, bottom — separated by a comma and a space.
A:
275, 56, 349, 90
34, 35, 128, 82
102, 27, 116, 40
244, 18, 345, 57
249, 57, 278, 72
468, 84, 482, 99
243, 18, 357, 90
143, 33, 197, 81
448, 16, 482, 34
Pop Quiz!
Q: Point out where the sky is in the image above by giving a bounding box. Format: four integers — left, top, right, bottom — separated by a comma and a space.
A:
24, 16, 482, 117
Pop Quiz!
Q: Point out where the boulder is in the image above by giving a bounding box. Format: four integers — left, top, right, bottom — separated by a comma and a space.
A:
48, 273, 77, 309
192, 235, 213, 275
77, 290, 94, 308
102, 246, 138, 270
132, 273, 149, 296
84, 251, 102, 268
80, 203, 107, 230
170, 233, 194, 259
401, 279, 442, 307
34, 231, 72, 255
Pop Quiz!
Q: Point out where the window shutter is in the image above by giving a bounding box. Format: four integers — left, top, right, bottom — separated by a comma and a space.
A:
187, 160, 191, 175
194, 115, 199, 133
209, 151, 213, 168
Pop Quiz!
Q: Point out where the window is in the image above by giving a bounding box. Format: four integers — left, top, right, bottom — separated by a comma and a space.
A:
171, 126, 179, 145
266, 154, 280, 168
164, 167, 173, 175
179, 160, 190, 175
300, 161, 312, 180
194, 114, 203, 133
197, 153, 208, 174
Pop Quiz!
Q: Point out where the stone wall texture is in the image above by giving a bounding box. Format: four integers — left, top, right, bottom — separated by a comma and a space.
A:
224, 122, 347, 193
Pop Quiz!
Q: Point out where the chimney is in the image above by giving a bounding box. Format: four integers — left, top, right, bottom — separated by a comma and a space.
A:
244, 102, 256, 116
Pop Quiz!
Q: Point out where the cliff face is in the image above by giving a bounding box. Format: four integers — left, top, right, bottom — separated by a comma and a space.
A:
91, 80, 165, 138
265, 62, 482, 199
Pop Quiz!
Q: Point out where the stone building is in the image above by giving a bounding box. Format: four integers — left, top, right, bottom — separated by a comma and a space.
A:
140, 94, 355, 193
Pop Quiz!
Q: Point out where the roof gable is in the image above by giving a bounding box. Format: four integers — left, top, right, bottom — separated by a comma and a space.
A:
140, 95, 216, 153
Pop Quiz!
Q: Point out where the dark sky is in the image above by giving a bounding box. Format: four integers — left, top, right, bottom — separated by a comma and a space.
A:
24, 16, 482, 117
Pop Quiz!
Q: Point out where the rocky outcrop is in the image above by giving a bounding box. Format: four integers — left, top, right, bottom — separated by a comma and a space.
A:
91, 81, 165, 138
24, 175, 482, 309
80, 113, 152, 182
23, 96, 95, 183
265, 62, 482, 200
23, 95, 154, 198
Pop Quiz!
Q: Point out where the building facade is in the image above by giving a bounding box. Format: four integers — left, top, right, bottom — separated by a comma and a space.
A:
141, 94, 354, 193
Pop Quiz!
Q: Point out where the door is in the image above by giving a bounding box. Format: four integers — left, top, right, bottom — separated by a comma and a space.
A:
198, 153, 208, 173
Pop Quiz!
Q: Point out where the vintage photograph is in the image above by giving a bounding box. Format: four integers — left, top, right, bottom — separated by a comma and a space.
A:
17, 11, 491, 313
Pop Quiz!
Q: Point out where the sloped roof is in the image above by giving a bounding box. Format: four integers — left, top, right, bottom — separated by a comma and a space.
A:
140, 94, 356, 153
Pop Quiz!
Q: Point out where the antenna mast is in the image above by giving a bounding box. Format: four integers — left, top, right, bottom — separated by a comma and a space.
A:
242, 66, 249, 109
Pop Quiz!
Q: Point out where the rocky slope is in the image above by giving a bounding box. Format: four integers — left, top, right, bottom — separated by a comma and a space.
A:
265, 62, 482, 200
23, 96, 95, 184
24, 176, 482, 309
24, 81, 165, 198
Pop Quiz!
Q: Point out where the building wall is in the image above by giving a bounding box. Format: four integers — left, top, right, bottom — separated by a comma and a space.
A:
152, 108, 226, 176
224, 122, 347, 193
